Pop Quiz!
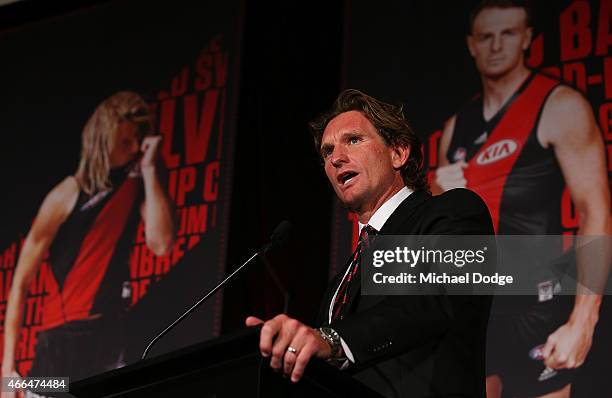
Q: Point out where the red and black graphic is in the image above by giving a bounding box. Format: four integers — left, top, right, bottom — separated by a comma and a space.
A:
340, 0, 611, 395
44, 174, 140, 330
450, 74, 562, 234
0, 1, 241, 380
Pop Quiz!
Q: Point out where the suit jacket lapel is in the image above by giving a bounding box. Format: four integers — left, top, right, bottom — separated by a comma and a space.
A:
344, 190, 431, 313
379, 190, 430, 235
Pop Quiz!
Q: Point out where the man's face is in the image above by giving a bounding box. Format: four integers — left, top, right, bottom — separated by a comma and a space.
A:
320, 111, 408, 215
467, 7, 532, 79
109, 120, 142, 168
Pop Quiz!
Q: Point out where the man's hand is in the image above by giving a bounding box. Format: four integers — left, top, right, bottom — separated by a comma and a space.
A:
246, 315, 333, 382
434, 161, 468, 192
140, 136, 163, 172
541, 319, 596, 369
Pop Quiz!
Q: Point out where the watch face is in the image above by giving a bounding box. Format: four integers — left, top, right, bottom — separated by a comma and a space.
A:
320, 327, 336, 338
320, 327, 339, 343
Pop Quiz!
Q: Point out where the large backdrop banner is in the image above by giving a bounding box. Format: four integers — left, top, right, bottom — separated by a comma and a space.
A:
334, 0, 611, 269
338, 0, 610, 396
0, 0, 242, 380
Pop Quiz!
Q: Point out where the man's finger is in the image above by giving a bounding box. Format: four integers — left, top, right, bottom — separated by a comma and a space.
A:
141, 136, 161, 150
283, 347, 299, 376
270, 322, 297, 370
283, 327, 311, 376
442, 169, 464, 179
245, 316, 264, 327
435, 162, 468, 190
541, 337, 555, 360
544, 348, 567, 369
555, 352, 568, 367
441, 161, 468, 173
259, 318, 282, 358
291, 344, 316, 382
141, 139, 151, 151
546, 353, 568, 369
544, 356, 556, 368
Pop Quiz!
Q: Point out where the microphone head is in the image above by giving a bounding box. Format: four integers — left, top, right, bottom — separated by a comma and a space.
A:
263, 220, 292, 253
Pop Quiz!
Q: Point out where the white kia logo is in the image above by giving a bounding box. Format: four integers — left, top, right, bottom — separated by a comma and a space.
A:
476, 139, 518, 165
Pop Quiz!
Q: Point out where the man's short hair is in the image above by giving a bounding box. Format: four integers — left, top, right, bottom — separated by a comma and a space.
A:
309, 89, 428, 192
469, 0, 532, 34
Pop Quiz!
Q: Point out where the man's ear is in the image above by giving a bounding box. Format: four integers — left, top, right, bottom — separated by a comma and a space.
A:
522, 27, 533, 51
392, 145, 410, 169
467, 34, 476, 57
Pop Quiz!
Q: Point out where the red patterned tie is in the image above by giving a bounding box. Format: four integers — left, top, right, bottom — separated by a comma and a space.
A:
331, 225, 377, 321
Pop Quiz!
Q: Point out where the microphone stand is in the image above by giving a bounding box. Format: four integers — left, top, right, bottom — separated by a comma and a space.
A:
141, 251, 259, 360
141, 220, 291, 360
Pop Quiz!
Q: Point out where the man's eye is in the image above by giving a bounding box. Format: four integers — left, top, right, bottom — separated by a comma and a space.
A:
349, 136, 360, 144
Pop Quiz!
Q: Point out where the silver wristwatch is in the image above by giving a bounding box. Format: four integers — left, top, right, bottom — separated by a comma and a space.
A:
318, 326, 342, 358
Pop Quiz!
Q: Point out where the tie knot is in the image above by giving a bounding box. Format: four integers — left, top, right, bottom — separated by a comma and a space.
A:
359, 225, 377, 244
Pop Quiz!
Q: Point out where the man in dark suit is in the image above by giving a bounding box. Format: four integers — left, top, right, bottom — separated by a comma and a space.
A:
247, 89, 494, 397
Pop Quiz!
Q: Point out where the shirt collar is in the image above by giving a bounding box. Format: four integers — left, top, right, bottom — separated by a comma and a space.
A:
358, 186, 413, 234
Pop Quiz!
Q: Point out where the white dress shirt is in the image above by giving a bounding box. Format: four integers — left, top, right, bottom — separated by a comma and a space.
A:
327, 186, 414, 363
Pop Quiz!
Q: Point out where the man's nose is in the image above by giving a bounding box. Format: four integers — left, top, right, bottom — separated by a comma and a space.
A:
491, 34, 502, 52
330, 146, 348, 167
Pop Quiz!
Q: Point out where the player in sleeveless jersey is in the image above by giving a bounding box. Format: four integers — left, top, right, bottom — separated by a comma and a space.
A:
432, 1, 611, 397
1, 92, 175, 398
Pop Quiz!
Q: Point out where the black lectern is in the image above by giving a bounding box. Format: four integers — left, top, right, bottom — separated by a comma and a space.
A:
70, 328, 382, 397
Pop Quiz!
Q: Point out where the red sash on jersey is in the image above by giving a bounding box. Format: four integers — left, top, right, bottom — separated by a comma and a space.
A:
465, 74, 558, 232
42, 177, 138, 329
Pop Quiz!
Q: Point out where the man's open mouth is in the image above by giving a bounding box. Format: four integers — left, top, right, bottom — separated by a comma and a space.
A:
338, 171, 358, 185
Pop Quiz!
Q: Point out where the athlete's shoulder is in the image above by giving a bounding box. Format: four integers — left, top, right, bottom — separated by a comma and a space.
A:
531, 72, 586, 108
546, 84, 590, 113
39, 176, 79, 218
539, 80, 595, 146
46, 176, 78, 203
30, 176, 79, 234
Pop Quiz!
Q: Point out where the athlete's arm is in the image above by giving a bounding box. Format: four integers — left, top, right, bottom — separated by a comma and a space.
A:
538, 86, 612, 369
432, 115, 468, 195
1, 177, 78, 393
139, 136, 175, 256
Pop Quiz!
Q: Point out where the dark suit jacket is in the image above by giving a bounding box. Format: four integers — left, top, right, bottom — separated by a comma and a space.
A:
318, 188, 494, 398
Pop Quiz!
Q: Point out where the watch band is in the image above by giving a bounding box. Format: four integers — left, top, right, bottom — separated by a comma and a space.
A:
318, 327, 342, 358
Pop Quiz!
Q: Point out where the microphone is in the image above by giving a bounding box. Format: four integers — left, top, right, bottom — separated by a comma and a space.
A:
262, 220, 291, 253
141, 220, 291, 360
